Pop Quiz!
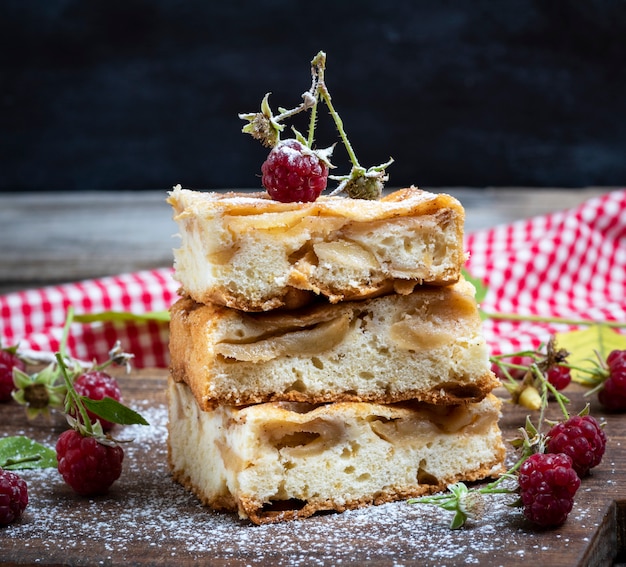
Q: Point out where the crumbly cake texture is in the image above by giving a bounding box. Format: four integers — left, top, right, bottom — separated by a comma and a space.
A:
169, 278, 498, 410
167, 185, 466, 311
167, 378, 506, 525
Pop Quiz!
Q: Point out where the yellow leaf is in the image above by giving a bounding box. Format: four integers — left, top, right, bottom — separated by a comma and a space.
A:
555, 325, 626, 384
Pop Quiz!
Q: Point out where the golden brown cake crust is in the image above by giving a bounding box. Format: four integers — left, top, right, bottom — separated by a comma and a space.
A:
165, 453, 500, 526
237, 458, 506, 525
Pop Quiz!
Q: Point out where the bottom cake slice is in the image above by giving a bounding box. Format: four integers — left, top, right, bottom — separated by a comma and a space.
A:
167, 378, 506, 525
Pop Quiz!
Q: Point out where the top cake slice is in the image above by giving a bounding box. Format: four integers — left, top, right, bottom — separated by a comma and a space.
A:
168, 185, 466, 311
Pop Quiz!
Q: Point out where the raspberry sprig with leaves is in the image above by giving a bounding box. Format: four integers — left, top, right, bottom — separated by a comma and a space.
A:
408, 366, 606, 529
490, 331, 626, 413
54, 350, 147, 496
4, 307, 149, 497
239, 51, 393, 202
561, 348, 626, 412
11, 312, 133, 423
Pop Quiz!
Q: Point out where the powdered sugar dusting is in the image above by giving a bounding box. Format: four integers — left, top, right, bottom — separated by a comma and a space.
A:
3, 399, 614, 566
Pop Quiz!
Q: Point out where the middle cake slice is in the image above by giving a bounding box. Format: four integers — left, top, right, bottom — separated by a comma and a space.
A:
170, 277, 498, 410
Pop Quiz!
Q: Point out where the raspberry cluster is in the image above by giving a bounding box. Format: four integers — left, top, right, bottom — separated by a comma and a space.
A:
5, 315, 142, 499
56, 430, 124, 496
515, 410, 605, 528
72, 371, 123, 432
597, 349, 626, 411
261, 139, 329, 203
517, 453, 581, 527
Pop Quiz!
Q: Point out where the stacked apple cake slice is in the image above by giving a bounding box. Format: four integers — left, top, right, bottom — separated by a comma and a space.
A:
166, 185, 505, 524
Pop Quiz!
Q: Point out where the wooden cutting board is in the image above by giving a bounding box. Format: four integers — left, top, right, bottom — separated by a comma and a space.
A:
1, 371, 624, 566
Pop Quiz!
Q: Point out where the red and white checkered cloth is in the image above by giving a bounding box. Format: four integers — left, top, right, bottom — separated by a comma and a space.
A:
0, 269, 178, 368
466, 189, 626, 355
1, 190, 625, 368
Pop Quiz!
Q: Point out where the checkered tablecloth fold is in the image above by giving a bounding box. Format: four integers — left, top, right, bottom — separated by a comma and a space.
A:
0, 268, 178, 368
465, 189, 626, 356
1, 190, 624, 368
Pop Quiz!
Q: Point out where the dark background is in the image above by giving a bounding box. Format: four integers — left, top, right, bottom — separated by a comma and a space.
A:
2, 1, 625, 192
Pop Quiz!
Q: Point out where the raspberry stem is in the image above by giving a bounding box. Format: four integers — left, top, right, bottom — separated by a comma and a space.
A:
482, 311, 626, 329
311, 52, 361, 169
56, 352, 94, 436
1, 454, 42, 468
273, 101, 311, 124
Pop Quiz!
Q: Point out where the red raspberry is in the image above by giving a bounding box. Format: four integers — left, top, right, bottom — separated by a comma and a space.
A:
607, 349, 626, 368
0, 468, 28, 526
546, 365, 571, 391
72, 371, 122, 431
546, 415, 606, 477
261, 139, 329, 203
56, 429, 124, 496
517, 452, 580, 527
0, 349, 25, 402
598, 349, 626, 412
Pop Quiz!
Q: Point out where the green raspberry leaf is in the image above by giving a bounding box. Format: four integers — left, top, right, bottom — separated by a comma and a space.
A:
73, 310, 170, 324
555, 324, 626, 384
80, 396, 150, 426
462, 268, 488, 305
0, 436, 57, 469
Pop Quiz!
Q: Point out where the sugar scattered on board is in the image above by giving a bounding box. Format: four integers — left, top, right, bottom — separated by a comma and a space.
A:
4, 402, 609, 566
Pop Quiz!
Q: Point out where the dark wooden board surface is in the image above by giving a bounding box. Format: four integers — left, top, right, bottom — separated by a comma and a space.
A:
0, 371, 624, 566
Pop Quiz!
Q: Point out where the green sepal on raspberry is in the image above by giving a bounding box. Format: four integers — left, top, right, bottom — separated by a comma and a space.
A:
11, 363, 66, 420
330, 158, 394, 200
408, 481, 491, 530
239, 92, 285, 148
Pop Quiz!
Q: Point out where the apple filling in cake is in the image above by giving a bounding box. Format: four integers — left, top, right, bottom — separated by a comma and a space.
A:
167, 379, 506, 525
169, 278, 498, 409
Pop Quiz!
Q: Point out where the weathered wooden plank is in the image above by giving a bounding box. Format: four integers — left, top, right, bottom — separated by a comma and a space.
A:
0, 373, 623, 566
